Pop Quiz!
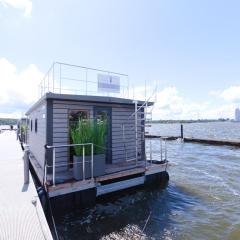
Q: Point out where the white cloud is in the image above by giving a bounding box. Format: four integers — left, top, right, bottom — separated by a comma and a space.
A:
0, 58, 44, 118
220, 86, 240, 102
0, 0, 32, 16
153, 87, 208, 120
0, 62, 237, 121
208, 90, 220, 97
133, 85, 237, 120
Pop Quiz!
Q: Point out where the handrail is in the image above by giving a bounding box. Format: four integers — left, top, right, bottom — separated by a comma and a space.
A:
45, 143, 94, 186
144, 137, 168, 167
38, 62, 130, 98
45, 143, 93, 149
55, 61, 129, 77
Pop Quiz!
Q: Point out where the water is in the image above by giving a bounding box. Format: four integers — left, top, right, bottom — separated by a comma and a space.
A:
150, 121, 240, 140
55, 122, 240, 240
0, 125, 10, 130
0, 125, 17, 131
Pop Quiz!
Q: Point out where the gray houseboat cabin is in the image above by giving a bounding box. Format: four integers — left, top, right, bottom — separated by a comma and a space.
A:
25, 62, 169, 207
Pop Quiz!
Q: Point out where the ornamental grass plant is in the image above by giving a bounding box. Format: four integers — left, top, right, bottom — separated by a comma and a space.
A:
70, 118, 107, 156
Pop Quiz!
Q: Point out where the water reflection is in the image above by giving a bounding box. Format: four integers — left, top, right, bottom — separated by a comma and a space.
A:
56, 182, 202, 240
55, 123, 240, 239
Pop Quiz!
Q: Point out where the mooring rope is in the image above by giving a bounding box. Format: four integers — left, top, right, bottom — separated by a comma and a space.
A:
142, 211, 152, 232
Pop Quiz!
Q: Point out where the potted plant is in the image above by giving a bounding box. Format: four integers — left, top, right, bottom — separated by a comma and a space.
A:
92, 119, 107, 177
20, 123, 28, 143
70, 119, 107, 180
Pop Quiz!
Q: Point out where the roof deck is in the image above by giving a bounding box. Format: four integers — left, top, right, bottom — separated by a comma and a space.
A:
39, 62, 130, 99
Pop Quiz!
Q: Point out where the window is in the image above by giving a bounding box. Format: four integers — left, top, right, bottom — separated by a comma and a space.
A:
30, 120, 32, 132
69, 110, 89, 126
69, 110, 89, 166
35, 119, 38, 133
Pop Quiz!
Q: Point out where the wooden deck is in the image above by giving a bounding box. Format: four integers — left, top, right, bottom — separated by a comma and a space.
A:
43, 159, 147, 183
48, 165, 146, 197
0, 131, 52, 240
96, 166, 145, 182
47, 160, 168, 198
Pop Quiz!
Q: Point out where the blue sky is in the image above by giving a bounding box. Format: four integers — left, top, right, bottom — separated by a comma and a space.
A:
1, 0, 240, 119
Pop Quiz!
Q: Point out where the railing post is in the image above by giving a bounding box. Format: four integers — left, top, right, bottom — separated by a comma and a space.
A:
91, 144, 93, 180
48, 72, 49, 92
52, 63, 55, 93
160, 138, 163, 161
165, 139, 167, 161
43, 76, 46, 95
85, 69, 88, 95
52, 148, 56, 186
23, 149, 30, 184
44, 164, 47, 185
41, 82, 43, 97
134, 101, 138, 165
181, 124, 183, 139
83, 146, 85, 180
127, 76, 130, 98
150, 139, 152, 165
60, 63, 62, 94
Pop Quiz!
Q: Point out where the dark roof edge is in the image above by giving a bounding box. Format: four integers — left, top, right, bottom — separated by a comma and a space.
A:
26, 92, 154, 114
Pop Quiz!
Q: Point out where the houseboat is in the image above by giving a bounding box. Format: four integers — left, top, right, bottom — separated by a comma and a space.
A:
25, 62, 169, 209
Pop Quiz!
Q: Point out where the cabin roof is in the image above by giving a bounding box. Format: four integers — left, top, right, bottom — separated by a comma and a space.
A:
26, 92, 154, 115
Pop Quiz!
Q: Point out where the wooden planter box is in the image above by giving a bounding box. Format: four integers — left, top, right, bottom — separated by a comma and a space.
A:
73, 154, 105, 180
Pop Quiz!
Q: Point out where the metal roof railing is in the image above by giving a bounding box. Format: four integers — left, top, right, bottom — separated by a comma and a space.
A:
38, 62, 130, 99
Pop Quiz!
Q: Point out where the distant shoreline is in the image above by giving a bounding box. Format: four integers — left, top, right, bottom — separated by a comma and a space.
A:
151, 119, 234, 124
0, 118, 18, 126
0, 117, 237, 125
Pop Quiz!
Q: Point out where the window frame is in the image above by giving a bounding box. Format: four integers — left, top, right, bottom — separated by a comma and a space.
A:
35, 119, 38, 133
68, 109, 90, 166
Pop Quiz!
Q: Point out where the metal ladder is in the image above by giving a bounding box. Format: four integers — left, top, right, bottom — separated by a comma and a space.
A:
122, 85, 168, 166
142, 102, 154, 164
122, 96, 155, 165
142, 89, 168, 165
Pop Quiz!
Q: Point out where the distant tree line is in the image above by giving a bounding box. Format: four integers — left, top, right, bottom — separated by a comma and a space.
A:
151, 118, 232, 124
0, 118, 18, 125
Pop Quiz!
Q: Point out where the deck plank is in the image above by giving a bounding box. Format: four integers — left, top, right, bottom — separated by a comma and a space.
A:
0, 131, 52, 240
96, 167, 145, 182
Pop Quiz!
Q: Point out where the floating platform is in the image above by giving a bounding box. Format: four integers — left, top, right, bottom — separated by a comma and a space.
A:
184, 137, 240, 147
47, 161, 168, 198
146, 135, 240, 147
145, 135, 179, 140
0, 131, 52, 240
47, 163, 169, 211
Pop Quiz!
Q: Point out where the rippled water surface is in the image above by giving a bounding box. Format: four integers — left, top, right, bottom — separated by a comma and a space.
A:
56, 122, 240, 240
150, 121, 240, 140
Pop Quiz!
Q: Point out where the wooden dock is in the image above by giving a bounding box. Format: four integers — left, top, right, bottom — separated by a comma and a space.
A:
146, 135, 240, 147
0, 131, 53, 240
184, 137, 240, 147
145, 135, 179, 140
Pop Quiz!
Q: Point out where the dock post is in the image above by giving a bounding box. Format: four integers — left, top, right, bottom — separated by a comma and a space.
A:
23, 149, 30, 184
180, 124, 183, 139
